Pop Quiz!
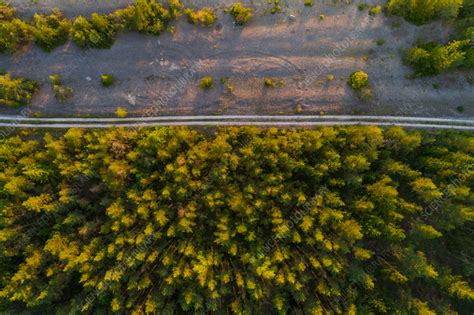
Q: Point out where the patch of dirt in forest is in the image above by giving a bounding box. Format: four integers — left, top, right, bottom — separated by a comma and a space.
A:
1, 0, 473, 118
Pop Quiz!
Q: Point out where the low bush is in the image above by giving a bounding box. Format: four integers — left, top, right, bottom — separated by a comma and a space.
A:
100, 74, 114, 87
0, 1, 15, 21
130, 0, 170, 34
264, 78, 275, 88
270, 0, 283, 14
304, 0, 314, 6
0, 73, 38, 107
348, 71, 369, 89
229, 3, 254, 25
200, 76, 214, 89
33, 9, 71, 52
185, 7, 218, 26
109, 6, 135, 30
169, 0, 184, 19
72, 13, 118, 49
369, 5, 382, 15
115, 106, 128, 117
49, 74, 73, 102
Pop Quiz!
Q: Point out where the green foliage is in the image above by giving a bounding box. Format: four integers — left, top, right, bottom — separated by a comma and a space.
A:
168, 0, 184, 18
49, 74, 73, 102
131, 0, 170, 34
264, 78, 275, 87
404, 41, 469, 76
0, 17, 32, 53
0, 1, 15, 21
348, 71, 369, 89
115, 106, 128, 117
368, 5, 382, 15
229, 3, 254, 25
100, 74, 114, 87
0, 127, 473, 314
304, 0, 314, 6
72, 13, 118, 49
0, 73, 38, 107
386, 0, 463, 24
33, 9, 71, 52
199, 76, 214, 89
270, 0, 283, 14
184, 7, 218, 26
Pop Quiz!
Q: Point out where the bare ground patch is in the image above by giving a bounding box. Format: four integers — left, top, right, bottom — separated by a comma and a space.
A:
1, 0, 473, 117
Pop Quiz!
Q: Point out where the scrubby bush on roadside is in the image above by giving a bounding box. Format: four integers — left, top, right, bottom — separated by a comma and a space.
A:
0, 73, 38, 107
270, 0, 283, 14
368, 5, 382, 15
185, 7, 218, 26
49, 74, 73, 102
0, 19, 32, 53
101, 74, 114, 87
72, 13, 118, 49
109, 6, 135, 30
0, 4, 32, 53
304, 0, 314, 7
0, 1, 15, 21
229, 3, 254, 25
115, 106, 128, 117
169, 0, 184, 18
386, 0, 462, 24
33, 9, 71, 52
404, 40, 468, 76
130, 0, 170, 34
348, 71, 369, 89
348, 71, 372, 100
200, 76, 214, 89
264, 78, 275, 87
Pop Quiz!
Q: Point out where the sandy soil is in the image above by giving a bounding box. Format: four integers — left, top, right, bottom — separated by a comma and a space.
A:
1, 0, 473, 117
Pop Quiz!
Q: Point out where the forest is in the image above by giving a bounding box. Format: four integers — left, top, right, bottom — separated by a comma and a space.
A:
0, 126, 473, 314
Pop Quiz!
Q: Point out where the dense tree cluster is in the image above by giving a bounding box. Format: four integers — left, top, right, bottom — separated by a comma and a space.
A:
0, 126, 473, 314
33, 9, 71, 52
404, 40, 470, 76
0, 0, 216, 53
0, 73, 38, 107
386, 0, 463, 24
72, 13, 118, 49
392, 0, 473, 76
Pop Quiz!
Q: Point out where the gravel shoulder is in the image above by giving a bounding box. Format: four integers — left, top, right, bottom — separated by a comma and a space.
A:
1, 0, 473, 118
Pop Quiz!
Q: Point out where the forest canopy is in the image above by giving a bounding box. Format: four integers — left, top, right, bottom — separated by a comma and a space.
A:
0, 126, 473, 314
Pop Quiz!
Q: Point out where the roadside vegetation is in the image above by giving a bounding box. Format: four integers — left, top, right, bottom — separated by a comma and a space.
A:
49, 74, 74, 102
184, 7, 218, 26
387, 0, 473, 76
33, 9, 71, 52
0, 127, 473, 313
0, 2, 31, 53
0, 73, 38, 107
348, 71, 373, 100
0, 0, 224, 54
228, 3, 254, 25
